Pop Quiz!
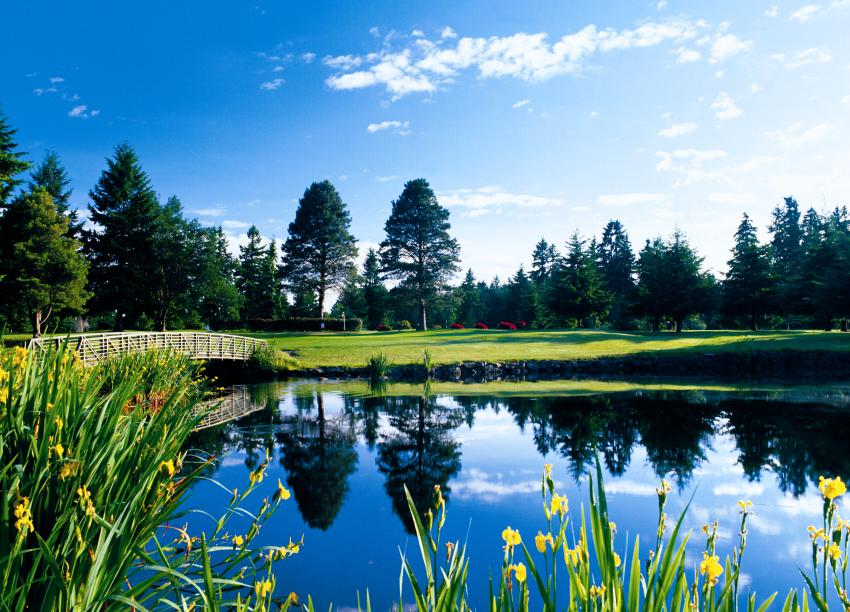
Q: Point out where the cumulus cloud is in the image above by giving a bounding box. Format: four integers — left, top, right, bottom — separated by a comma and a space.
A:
655, 148, 727, 184
765, 5, 780, 16
190, 207, 226, 217
789, 4, 821, 21
782, 46, 832, 68
366, 120, 411, 135
674, 46, 702, 63
324, 18, 719, 99
222, 220, 251, 229
439, 186, 563, 215
766, 121, 835, 147
708, 33, 754, 63
259, 78, 284, 91
512, 99, 532, 109
68, 104, 99, 119
596, 192, 670, 206
301, 52, 316, 63
441, 26, 457, 39
658, 122, 697, 138
711, 92, 742, 119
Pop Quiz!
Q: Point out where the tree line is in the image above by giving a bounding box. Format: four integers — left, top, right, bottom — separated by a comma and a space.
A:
1, 108, 848, 336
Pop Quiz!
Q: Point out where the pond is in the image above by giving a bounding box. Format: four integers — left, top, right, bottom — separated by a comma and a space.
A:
183, 379, 850, 608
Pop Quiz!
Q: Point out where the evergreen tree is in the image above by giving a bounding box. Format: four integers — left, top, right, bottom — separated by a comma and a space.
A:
331, 268, 366, 321
147, 196, 195, 331
800, 215, 850, 329
507, 266, 538, 324
194, 227, 242, 324
723, 213, 772, 330
0, 190, 88, 336
380, 179, 460, 330
281, 181, 357, 317
456, 269, 482, 325
768, 197, 804, 317
598, 220, 636, 328
236, 225, 282, 319
362, 249, 389, 328
28, 151, 82, 239
800, 207, 823, 255
637, 230, 711, 332
84, 143, 161, 330
547, 232, 612, 327
0, 108, 30, 207
530, 238, 558, 285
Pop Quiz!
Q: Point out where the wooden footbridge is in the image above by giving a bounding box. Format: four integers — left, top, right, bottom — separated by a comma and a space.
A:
27, 332, 268, 366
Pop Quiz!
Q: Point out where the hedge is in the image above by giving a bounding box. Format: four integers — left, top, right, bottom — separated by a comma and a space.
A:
211, 317, 363, 332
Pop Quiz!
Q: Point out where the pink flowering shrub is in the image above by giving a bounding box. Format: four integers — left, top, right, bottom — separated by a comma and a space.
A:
450, 323, 465, 329
499, 321, 518, 330
474, 322, 489, 330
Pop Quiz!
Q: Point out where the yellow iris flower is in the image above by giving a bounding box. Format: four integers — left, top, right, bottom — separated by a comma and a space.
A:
232, 534, 245, 547
254, 579, 273, 597
819, 476, 847, 500
276, 479, 291, 501
502, 526, 522, 549
535, 531, 554, 553
510, 562, 527, 583
699, 552, 724, 584
550, 494, 568, 518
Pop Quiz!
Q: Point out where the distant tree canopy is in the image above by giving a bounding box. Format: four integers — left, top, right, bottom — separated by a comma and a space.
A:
2, 107, 850, 334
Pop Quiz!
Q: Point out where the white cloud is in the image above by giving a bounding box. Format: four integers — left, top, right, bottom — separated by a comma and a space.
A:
843, 95, 850, 103
707, 192, 761, 206
674, 46, 702, 63
765, 5, 779, 16
711, 482, 765, 496
657, 0, 668, 9
596, 192, 670, 206
789, 4, 821, 21
708, 34, 754, 64
441, 26, 457, 39
68, 104, 99, 119
411, 29, 425, 38
512, 99, 532, 109
375, 175, 401, 182
440, 186, 563, 212
190, 207, 226, 217
711, 92, 742, 119
49, 76, 64, 84
366, 120, 411, 135
603, 480, 658, 495
766, 121, 835, 147
301, 52, 316, 63
782, 46, 832, 68
33, 87, 58, 96
222, 220, 251, 229
324, 18, 714, 98
655, 148, 728, 184
259, 78, 284, 91
750, 83, 762, 93
658, 121, 697, 138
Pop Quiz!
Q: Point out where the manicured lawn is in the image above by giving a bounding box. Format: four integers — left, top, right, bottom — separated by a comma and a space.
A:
238, 328, 850, 368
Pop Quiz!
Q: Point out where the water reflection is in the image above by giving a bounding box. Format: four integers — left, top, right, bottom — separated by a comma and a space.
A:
185, 382, 850, 535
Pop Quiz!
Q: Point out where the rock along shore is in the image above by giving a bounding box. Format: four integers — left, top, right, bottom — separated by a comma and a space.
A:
287, 349, 850, 382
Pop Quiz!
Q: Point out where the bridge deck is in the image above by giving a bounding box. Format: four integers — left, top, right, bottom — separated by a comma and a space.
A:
27, 332, 267, 365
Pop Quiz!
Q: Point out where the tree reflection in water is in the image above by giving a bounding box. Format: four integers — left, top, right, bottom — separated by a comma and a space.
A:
276, 390, 358, 530
186, 383, 850, 532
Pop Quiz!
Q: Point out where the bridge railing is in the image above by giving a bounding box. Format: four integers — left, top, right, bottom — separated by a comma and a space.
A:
192, 386, 269, 431
27, 332, 267, 365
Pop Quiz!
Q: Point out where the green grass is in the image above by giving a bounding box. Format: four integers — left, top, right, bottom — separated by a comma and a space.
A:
238, 328, 850, 369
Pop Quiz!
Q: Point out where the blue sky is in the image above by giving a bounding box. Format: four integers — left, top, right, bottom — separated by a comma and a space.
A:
2, 0, 849, 281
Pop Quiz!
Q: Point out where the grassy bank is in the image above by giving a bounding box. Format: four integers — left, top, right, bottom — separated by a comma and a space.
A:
238, 329, 850, 369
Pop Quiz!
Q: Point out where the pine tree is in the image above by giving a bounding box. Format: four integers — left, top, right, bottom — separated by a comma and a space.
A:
148, 196, 194, 331
723, 213, 772, 330
380, 179, 460, 330
194, 227, 242, 324
84, 143, 161, 329
236, 226, 282, 319
507, 266, 538, 325
800, 215, 850, 330
331, 268, 366, 321
548, 232, 612, 327
0, 190, 88, 336
0, 108, 31, 207
281, 181, 357, 317
598, 220, 636, 328
635, 238, 667, 331
531, 238, 557, 285
768, 197, 804, 318
362, 249, 389, 328
456, 269, 482, 326
28, 151, 80, 237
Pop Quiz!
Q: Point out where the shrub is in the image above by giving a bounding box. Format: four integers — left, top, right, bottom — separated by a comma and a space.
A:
499, 321, 518, 330
211, 317, 363, 332
474, 322, 489, 329
246, 345, 299, 375
450, 323, 465, 329
375, 323, 391, 331
396, 320, 413, 330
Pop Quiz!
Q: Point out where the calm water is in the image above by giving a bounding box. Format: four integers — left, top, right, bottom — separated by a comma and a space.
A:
183, 379, 850, 608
